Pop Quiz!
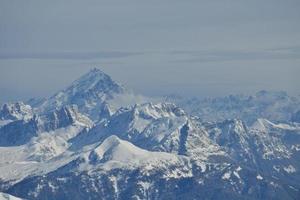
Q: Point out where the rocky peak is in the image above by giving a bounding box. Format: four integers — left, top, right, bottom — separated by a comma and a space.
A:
130, 102, 186, 119
42, 105, 92, 131
0, 102, 33, 121
65, 68, 125, 96
38, 68, 128, 121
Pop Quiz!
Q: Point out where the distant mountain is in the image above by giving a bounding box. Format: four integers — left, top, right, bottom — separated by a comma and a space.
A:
0, 68, 299, 200
34, 68, 153, 120
167, 90, 300, 124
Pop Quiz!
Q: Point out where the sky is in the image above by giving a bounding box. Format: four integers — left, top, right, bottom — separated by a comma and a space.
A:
0, 0, 300, 103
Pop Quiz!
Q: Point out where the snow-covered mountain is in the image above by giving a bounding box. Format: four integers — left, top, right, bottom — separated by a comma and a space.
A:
0, 102, 33, 128
168, 90, 300, 124
34, 68, 152, 121
0, 68, 299, 200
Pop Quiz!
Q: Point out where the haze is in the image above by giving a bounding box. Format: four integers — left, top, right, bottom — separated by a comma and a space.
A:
0, 0, 300, 102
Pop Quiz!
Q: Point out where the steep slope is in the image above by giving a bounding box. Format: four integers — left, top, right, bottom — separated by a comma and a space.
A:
0, 105, 92, 147
249, 119, 300, 186
0, 192, 24, 200
0, 117, 39, 146
5, 135, 297, 200
205, 119, 256, 167
36, 68, 151, 120
204, 118, 300, 192
0, 102, 33, 121
4, 136, 196, 200
72, 102, 224, 161
0, 102, 33, 128
0, 106, 93, 185
81, 135, 190, 170
41, 105, 93, 132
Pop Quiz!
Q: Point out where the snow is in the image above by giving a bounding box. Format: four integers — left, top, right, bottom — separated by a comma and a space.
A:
0, 192, 24, 200
36, 68, 154, 121
170, 90, 300, 124
0, 102, 33, 121
251, 118, 300, 132
251, 118, 269, 132
291, 144, 300, 151
233, 171, 241, 179
109, 176, 119, 198
88, 135, 187, 169
0, 69, 300, 199
0, 124, 86, 183
0, 120, 13, 127
256, 174, 263, 180
138, 181, 151, 197
283, 165, 296, 173
197, 162, 207, 173
222, 171, 231, 180
0, 130, 193, 184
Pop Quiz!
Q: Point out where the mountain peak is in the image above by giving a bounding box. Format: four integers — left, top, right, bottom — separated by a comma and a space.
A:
115, 102, 186, 120
89, 135, 149, 163
42, 105, 92, 131
38, 68, 129, 120
66, 67, 124, 95
0, 102, 33, 121
90, 67, 102, 73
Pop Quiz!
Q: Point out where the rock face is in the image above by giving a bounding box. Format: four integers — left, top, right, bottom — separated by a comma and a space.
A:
0, 117, 39, 146
0, 102, 33, 121
42, 105, 93, 131
0, 68, 300, 200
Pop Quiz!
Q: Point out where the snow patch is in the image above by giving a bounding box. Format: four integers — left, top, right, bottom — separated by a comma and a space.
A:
256, 174, 263, 180
0, 192, 24, 200
222, 171, 231, 180
283, 165, 296, 173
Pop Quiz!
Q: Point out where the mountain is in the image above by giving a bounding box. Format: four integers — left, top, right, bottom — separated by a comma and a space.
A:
168, 90, 300, 124
5, 128, 299, 200
205, 118, 300, 193
205, 119, 256, 166
0, 116, 39, 146
72, 102, 224, 161
0, 105, 92, 147
0, 102, 33, 128
41, 105, 93, 132
35, 68, 152, 120
0, 68, 300, 199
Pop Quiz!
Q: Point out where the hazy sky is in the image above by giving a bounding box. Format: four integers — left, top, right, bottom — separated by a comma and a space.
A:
0, 0, 300, 102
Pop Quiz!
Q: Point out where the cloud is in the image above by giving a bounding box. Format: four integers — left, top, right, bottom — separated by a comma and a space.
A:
169, 47, 300, 63
0, 51, 142, 60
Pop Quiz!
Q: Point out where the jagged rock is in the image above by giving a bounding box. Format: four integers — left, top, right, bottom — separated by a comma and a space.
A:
0, 102, 33, 121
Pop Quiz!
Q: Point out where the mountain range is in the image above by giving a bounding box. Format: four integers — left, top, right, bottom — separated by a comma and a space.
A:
0, 68, 299, 200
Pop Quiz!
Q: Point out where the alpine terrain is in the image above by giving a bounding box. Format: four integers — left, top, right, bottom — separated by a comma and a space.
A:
0, 68, 299, 200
